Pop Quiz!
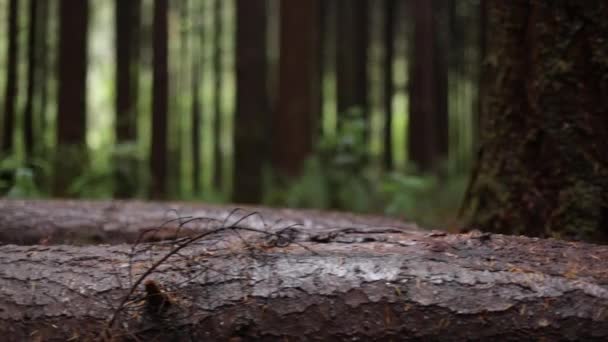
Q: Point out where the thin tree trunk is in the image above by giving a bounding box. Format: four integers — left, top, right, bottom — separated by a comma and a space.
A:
191, 22, 202, 196
23, 0, 39, 162
336, 0, 368, 125
408, 0, 447, 172
274, 0, 319, 177
1, 0, 18, 155
114, 0, 141, 198
36, 0, 50, 145
150, 0, 169, 199
233, 0, 268, 204
54, 0, 89, 197
434, 0, 449, 163
213, 0, 223, 191
383, 0, 395, 170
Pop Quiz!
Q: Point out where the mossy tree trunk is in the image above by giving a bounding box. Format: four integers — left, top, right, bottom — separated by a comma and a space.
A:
463, 0, 608, 242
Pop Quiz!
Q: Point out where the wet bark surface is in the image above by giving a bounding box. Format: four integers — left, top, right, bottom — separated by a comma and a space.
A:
0, 200, 607, 340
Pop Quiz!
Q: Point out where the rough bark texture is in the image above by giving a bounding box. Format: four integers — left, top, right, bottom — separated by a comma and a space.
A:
54, 0, 89, 197
275, 0, 319, 177
0, 200, 607, 340
234, 0, 269, 204
150, 0, 169, 199
463, 0, 608, 243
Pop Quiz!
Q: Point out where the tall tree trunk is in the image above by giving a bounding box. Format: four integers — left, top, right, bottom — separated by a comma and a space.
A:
168, 0, 188, 198
36, 0, 50, 147
54, 0, 89, 197
191, 2, 203, 196
213, 0, 223, 191
1, 0, 18, 155
274, 0, 319, 177
233, 0, 268, 204
150, 0, 169, 199
407, 0, 447, 172
336, 0, 368, 125
462, 0, 608, 243
114, 0, 141, 198
434, 0, 449, 163
383, 0, 395, 170
23, 0, 38, 163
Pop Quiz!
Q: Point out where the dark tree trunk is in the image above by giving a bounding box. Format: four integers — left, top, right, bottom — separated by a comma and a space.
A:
168, 0, 188, 198
114, 0, 141, 198
383, 0, 396, 170
462, 0, 608, 243
317, 0, 335, 133
36, 0, 50, 144
150, 0, 169, 199
23, 0, 38, 162
336, 0, 368, 124
434, 0, 449, 162
54, 0, 89, 197
191, 3, 203, 195
274, 0, 319, 177
407, 0, 447, 172
213, 0, 223, 191
0, 200, 607, 340
233, 0, 268, 204
2, 0, 18, 155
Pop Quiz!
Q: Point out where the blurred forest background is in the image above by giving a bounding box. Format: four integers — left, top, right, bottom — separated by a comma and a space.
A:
0, 0, 481, 230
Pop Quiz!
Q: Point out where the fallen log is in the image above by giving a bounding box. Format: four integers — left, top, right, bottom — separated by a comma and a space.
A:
0, 200, 607, 340
0, 199, 422, 245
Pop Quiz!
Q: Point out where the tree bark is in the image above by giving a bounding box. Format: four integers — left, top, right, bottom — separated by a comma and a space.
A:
274, 0, 319, 177
114, 0, 141, 198
0, 201, 607, 340
191, 2, 203, 196
383, 0, 395, 171
150, 0, 169, 199
213, 0, 223, 191
36, 0, 50, 148
462, 0, 608, 243
2, 0, 18, 155
234, 0, 269, 204
54, 0, 89, 197
23, 0, 38, 162
336, 0, 369, 124
0, 199, 419, 245
408, 0, 448, 172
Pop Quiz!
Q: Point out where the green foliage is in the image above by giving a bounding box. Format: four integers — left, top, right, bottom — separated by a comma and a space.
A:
0, 155, 47, 198
381, 169, 468, 228
264, 112, 468, 229
264, 110, 381, 212
7, 168, 42, 198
